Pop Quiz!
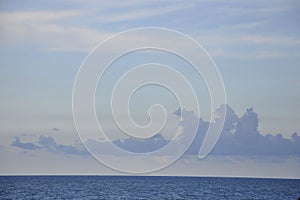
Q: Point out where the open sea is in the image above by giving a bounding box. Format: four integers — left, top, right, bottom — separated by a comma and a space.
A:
0, 176, 299, 199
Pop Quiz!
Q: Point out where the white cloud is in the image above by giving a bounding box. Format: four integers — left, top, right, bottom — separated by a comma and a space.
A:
0, 1, 299, 55
0, 10, 111, 51
0, 10, 82, 22
254, 51, 285, 59
215, 4, 292, 17
240, 35, 300, 45
97, 3, 194, 23
0, 1, 195, 52
208, 48, 290, 59
195, 34, 300, 58
196, 34, 300, 46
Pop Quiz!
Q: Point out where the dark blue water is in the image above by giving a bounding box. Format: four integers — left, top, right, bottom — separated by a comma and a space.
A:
0, 176, 299, 199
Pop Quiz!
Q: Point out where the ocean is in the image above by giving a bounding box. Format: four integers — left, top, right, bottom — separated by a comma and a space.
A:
0, 176, 299, 199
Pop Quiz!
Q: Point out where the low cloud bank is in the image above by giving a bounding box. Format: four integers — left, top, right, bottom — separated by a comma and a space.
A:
11, 105, 300, 157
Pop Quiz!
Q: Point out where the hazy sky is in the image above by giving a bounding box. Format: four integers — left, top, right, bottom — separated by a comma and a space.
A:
0, 0, 299, 177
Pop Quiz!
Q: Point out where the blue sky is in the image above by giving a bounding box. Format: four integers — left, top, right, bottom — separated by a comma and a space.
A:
0, 0, 299, 177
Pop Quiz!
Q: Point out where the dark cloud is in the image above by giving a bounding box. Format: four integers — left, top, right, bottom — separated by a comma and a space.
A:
11, 135, 87, 156
12, 137, 40, 150
52, 128, 60, 131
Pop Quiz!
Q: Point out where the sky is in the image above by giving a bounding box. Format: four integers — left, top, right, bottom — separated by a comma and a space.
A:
0, 0, 300, 177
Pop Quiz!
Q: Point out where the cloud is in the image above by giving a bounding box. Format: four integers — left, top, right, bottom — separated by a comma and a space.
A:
11, 135, 87, 155
12, 137, 40, 150
97, 3, 194, 23
19, 133, 36, 137
0, 10, 82, 22
215, 3, 292, 17
0, 1, 194, 52
0, 9, 189, 53
239, 35, 300, 46
85, 133, 169, 156
38, 135, 87, 155
9, 105, 300, 158
84, 105, 300, 157
0, 0, 298, 58
254, 51, 285, 59
195, 33, 300, 59
113, 133, 169, 153
186, 105, 300, 156
52, 128, 60, 131
0, 10, 111, 51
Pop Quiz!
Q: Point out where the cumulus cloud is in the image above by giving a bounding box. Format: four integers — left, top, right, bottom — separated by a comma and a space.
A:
84, 105, 300, 157
11, 135, 87, 156
188, 105, 300, 156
